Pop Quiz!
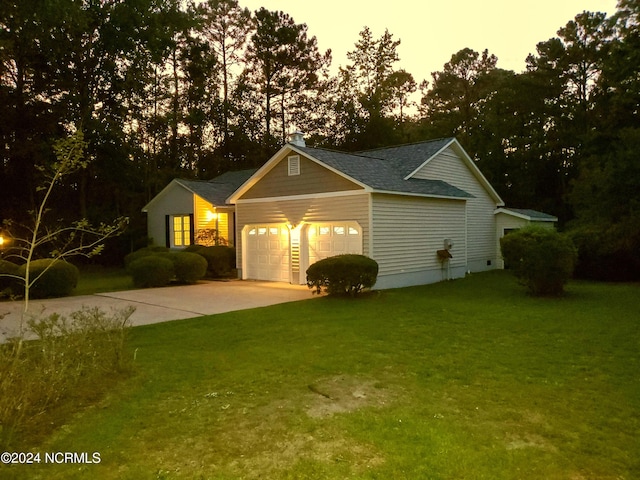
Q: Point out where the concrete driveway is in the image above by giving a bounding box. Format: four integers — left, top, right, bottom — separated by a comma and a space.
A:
0, 280, 314, 342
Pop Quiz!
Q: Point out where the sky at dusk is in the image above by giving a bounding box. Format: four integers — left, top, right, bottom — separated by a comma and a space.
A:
238, 0, 619, 83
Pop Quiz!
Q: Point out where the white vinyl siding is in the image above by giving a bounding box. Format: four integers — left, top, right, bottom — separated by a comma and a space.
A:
371, 194, 466, 276
145, 182, 193, 247
411, 147, 498, 269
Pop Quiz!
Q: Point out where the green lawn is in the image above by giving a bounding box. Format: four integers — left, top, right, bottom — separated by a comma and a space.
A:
73, 266, 133, 296
4, 271, 639, 479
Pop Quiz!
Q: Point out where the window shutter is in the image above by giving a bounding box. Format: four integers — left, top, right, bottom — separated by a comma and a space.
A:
189, 214, 195, 245
165, 215, 171, 247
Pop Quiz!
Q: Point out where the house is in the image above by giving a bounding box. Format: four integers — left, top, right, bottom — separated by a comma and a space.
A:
142, 169, 256, 248
226, 133, 554, 289
144, 134, 556, 290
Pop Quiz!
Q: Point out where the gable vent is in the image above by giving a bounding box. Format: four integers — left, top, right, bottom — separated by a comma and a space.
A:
288, 155, 300, 176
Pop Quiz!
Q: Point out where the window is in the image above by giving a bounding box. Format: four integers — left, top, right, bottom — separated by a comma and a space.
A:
173, 215, 191, 247
288, 155, 300, 176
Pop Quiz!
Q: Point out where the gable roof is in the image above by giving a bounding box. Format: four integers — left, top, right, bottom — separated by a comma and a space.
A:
296, 145, 474, 199
355, 138, 455, 178
495, 207, 558, 222
178, 169, 258, 206
142, 169, 257, 212
229, 138, 485, 203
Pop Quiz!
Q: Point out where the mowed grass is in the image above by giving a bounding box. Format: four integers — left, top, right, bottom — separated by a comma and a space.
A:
73, 266, 133, 296
5, 271, 639, 479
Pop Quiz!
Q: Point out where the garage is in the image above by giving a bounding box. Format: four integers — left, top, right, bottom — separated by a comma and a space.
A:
244, 224, 290, 282
307, 222, 362, 266
243, 221, 363, 283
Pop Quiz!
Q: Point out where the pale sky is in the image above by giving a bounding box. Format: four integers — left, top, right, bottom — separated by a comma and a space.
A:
239, 0, 619, 83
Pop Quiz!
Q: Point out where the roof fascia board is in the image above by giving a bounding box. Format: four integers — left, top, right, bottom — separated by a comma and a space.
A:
371, 189, 469, 201
234, 188, 468, 205
494, 207, 558, 222
235, 189, 370, 204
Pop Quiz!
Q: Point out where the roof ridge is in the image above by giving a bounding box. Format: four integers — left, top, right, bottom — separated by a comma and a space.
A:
354, 137, 454, 154
298, 145, 388, 161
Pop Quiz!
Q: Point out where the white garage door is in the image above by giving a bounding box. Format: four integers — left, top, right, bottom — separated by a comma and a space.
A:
308, 222, 362, 266
245, 224, 290, 282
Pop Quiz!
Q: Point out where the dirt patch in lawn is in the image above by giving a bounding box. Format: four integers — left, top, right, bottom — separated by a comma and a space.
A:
305, 374, 396, 419
134, 375, 396, 478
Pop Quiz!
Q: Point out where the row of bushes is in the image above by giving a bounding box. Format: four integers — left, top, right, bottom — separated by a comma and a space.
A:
124, 245, 235, 288
568, 224, 640, 282
0, 258, 79, 299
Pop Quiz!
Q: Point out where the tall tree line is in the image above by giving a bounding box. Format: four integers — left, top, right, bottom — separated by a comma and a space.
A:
1, 0, 638, 276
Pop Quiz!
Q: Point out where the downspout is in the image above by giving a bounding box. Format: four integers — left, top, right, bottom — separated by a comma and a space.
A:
368, 193, 374, 260
465, 200, 469, 273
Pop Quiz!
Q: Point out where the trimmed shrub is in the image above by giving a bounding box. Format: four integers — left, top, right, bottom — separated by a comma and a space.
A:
16, 259, 80, 299
500, 226, 577, 296
186, 245, 236, 278
127, 255, 174, 288
306, 254, 378, 296
124, 246, 170, 268
172, 252, 207, 284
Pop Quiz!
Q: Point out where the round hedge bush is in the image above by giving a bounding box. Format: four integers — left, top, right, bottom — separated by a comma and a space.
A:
0, 259, 20, 294
184, 245, 236, 278
17, 259, 80, 298
124, 246, 170, 268
172, 252, 207, 284
306, 254, 378, 296
127, 255, 175, 288
500, 226, 577, 296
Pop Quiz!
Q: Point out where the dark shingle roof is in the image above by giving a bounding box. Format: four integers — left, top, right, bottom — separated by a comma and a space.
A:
356, 138, 454, 178
177, 169, 257, 205
501, 208, 557, 221
295, 139, 473, 199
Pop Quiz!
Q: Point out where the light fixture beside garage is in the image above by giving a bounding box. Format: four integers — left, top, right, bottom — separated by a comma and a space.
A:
205, 209, 218, 222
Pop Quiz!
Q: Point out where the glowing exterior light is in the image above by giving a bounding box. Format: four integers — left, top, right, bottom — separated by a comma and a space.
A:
205, 209, 217, 222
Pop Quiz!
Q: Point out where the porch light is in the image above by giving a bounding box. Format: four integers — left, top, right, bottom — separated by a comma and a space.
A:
286, 222, 303, 232
205, 209, 218, 222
